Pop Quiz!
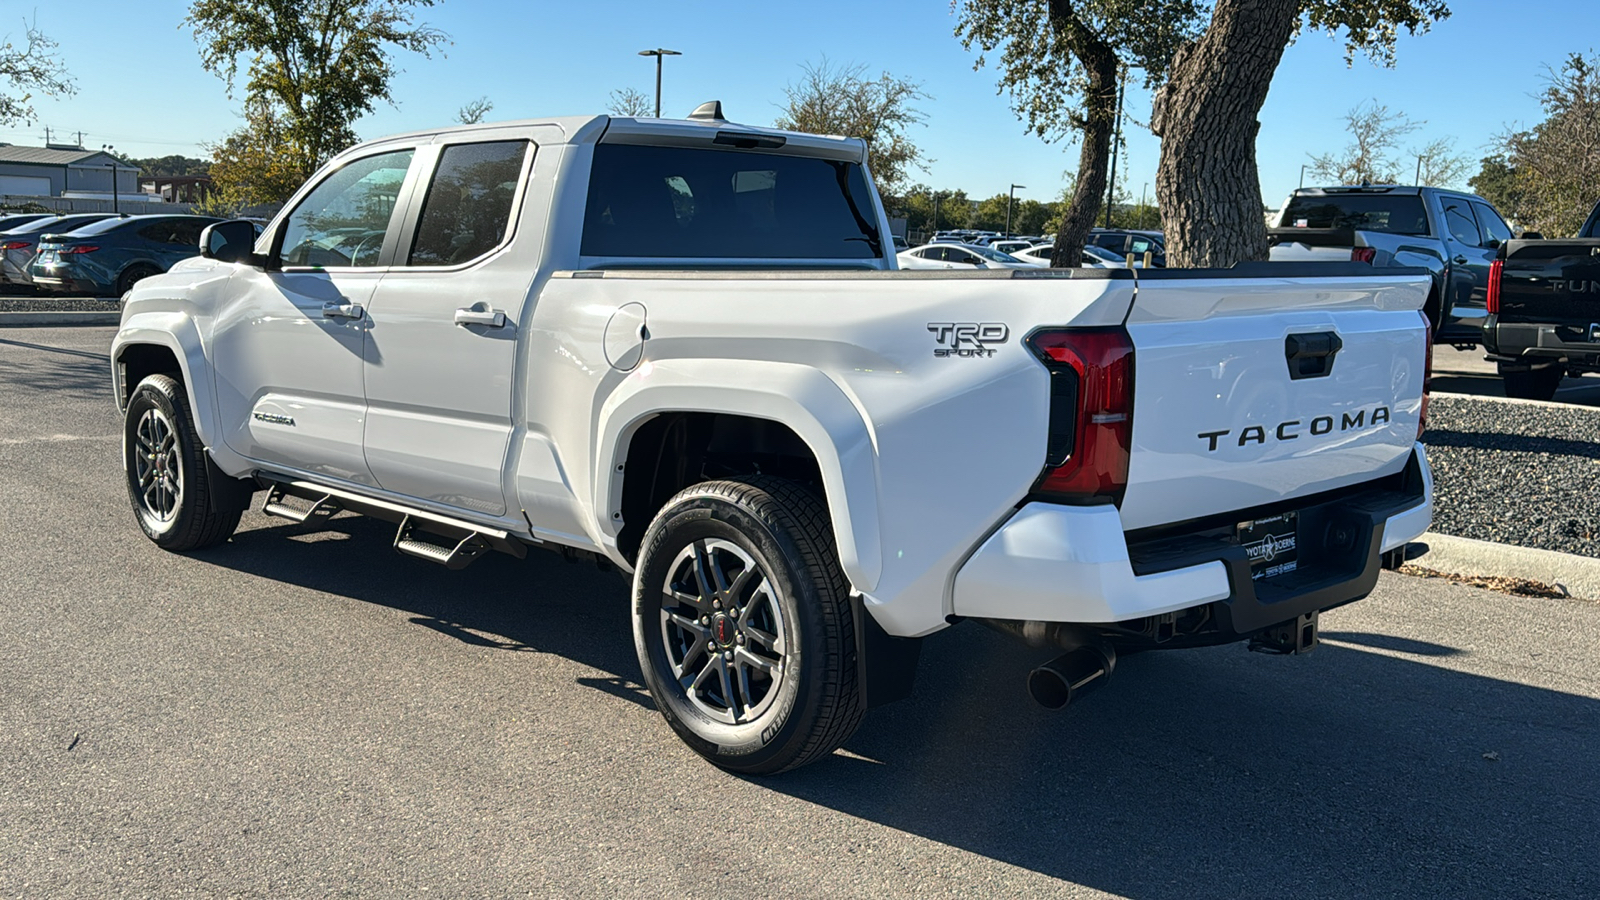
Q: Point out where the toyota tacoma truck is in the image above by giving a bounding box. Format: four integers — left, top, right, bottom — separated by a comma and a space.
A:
111, 107, 1435, 773
1268, 185, 1516, 346
1483, 199, 1600, 400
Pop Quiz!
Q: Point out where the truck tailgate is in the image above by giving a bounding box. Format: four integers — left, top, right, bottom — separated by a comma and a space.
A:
1118, 271, 1430, 531
1497, 238, 1600, 329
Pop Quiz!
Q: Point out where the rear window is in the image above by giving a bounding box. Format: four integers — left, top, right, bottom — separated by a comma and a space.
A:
1282, 194, 1429, 235
581, 144, 883, 259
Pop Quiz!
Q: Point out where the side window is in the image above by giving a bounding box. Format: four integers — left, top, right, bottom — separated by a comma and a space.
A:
1473, 202, 1513, 245
279, 149, 414, 268
951, 250, 977, 266
1442, 202, 1482, 247
407, 140, 529, 266
169, 220, 206, 246
137, 221, 173, 243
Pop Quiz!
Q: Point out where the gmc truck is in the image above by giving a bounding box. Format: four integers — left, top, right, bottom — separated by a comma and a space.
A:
1484, 199, 1600, 400
111, 108, 1435, 774
1268, 185, 1516, 346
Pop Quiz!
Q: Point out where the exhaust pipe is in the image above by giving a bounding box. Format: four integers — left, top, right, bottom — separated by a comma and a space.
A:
1026, 644, 1116, 710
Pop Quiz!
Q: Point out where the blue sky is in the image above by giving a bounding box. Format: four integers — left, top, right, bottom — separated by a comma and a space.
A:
3, 0, 1595, 207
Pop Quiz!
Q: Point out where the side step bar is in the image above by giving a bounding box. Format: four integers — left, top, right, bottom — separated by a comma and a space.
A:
259, 477, 527, 569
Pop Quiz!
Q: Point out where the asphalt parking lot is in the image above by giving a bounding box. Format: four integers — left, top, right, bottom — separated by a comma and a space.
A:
2, 327, 1598, 898
1432, 344, 1600, 406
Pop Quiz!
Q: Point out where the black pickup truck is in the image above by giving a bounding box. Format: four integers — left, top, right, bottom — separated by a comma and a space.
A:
1485, 201, 1600, 400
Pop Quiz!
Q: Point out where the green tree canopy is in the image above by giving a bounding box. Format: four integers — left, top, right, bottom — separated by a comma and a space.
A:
186, 0, 448, 189
1488, 53, 1600, 237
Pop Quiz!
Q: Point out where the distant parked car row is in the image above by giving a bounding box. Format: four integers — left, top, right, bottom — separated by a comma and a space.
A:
0, 212, 224, 297
896, 236, 1158, 271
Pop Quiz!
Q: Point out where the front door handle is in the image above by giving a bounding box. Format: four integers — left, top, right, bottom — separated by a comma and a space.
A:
454, 302, 507, 328
321, 302, 364, 320
1453, 255, 1470, 265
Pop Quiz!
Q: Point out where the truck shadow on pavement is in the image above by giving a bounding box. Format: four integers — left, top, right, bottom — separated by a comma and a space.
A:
205, 512, 1598, 900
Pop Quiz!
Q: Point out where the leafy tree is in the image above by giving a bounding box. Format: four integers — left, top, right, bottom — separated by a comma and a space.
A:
957, 0, 1202, 266
0, 16, 73, 126
1152, 0, 1450, 266
186, 0, 448, 192
775, 58, 931, 200
1412, 137, 1471, 188
127, 155, 212, 178
970, 194, 1013, 232
457, 96, 492, 125
1468, 154, 1526, 226
1491, 53, 1600, 237
608, 87, 653, 117
901, 186, 973, 233
204, 96, 308, 207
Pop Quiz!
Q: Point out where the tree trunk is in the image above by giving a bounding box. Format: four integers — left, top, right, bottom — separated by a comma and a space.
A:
1152, 0, 1301, 268
1046, 1, 1118, 269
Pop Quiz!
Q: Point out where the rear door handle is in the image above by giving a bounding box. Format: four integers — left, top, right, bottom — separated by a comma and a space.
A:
321, 302, 364, 320
454, 303, 507, 328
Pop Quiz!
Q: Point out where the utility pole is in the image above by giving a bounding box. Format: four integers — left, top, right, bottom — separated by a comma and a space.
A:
1103, 67, 1125, 229
102, 144, 119, 214
1139, 182, 1148, 229
637, 48, 682, 118
1006, 184, 1025, 236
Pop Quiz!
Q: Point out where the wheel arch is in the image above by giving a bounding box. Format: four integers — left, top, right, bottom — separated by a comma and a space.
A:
112, 313, 218, 451
595, 360, 883, 593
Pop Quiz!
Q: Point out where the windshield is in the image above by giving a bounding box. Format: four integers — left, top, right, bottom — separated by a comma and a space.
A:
1083, 245, 1123, 263
1282, 194, 1429, 235
582, 143, 883, 259
966, 245, 1022, 262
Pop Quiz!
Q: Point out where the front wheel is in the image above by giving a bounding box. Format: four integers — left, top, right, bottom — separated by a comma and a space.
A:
1499, 363, 1564, 402
632, 477, 864, 774
123, 374, 244, 551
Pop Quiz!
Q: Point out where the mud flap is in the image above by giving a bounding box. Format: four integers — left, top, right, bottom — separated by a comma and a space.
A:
851, 594, 923, 709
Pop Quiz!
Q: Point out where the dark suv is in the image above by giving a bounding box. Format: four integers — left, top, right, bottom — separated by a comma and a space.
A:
30, 215, 220, 296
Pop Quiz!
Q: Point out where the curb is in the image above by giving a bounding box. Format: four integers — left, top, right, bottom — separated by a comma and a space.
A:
0, 311, 120, 327
1404, 531, 1600, 600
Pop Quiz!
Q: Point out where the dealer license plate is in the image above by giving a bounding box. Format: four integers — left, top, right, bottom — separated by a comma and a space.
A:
1238, 511, 1299, 581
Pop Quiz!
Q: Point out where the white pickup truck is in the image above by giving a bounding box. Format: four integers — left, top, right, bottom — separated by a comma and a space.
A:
112, 107, 1434, 773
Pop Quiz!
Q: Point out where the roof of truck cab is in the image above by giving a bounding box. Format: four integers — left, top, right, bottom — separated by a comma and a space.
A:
326, 113, 866, 161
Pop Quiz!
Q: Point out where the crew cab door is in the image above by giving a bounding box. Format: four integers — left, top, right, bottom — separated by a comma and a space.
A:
1438, 195, 1498, 339
359, 135, 536, 517
211, 146, 421, 486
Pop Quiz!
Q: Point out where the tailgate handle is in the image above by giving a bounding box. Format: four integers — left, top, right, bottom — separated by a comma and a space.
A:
1285, 332, 1343, 380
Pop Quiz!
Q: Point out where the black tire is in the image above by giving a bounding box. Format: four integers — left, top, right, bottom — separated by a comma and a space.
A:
632, 476, 863, 774
123, 374, 244, 551
117, 264, 161, 297
1499, 363, 1564, 402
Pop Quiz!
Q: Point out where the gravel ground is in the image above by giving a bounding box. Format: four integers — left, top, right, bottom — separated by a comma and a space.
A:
1423, 393, 1600, 558
0, 294, 119, 311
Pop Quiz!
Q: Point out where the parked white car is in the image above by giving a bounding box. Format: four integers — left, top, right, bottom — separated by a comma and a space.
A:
111, 108, 1435, 774
897, 242, 1035, 269
1013, 243, 1112, 268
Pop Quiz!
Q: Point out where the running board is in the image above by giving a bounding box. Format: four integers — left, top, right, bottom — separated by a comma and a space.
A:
257, 476, 528, 568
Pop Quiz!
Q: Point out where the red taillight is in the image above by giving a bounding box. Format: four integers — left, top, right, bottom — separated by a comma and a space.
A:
1418, 310, 1433, 440
0, 241, 32, 251
60, 245, 98, 254
1486, 258, 1503, 314
1351, 247, 1377, 264
1027, 328, 1134, 501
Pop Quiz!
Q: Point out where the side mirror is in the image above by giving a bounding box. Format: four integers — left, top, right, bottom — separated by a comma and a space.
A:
200, 219, 264, 265
1519, 231, 1544, 241
1485, 239, 1502, 250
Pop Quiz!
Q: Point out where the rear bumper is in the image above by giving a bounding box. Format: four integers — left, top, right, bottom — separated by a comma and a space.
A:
952, 445, 1432, 639
1485, 319, 1600, 371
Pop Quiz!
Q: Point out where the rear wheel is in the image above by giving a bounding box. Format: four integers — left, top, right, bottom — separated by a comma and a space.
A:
1499, 363, 1564, 401
123, 374, 244, 551
117, 264, 161, 296
632, 477, 863, 774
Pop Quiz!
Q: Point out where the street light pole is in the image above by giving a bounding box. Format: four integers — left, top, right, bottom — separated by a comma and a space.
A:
1299, 164, 1308, 189
931, 190, 940, 236
1006, 183, 1025, 236
1415, 154, 1424, 186
637, 48, 682, 117
1139, 182, 1148, 229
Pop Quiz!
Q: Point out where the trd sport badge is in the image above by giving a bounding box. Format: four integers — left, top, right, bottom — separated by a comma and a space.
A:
928, 322, 1009, 358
